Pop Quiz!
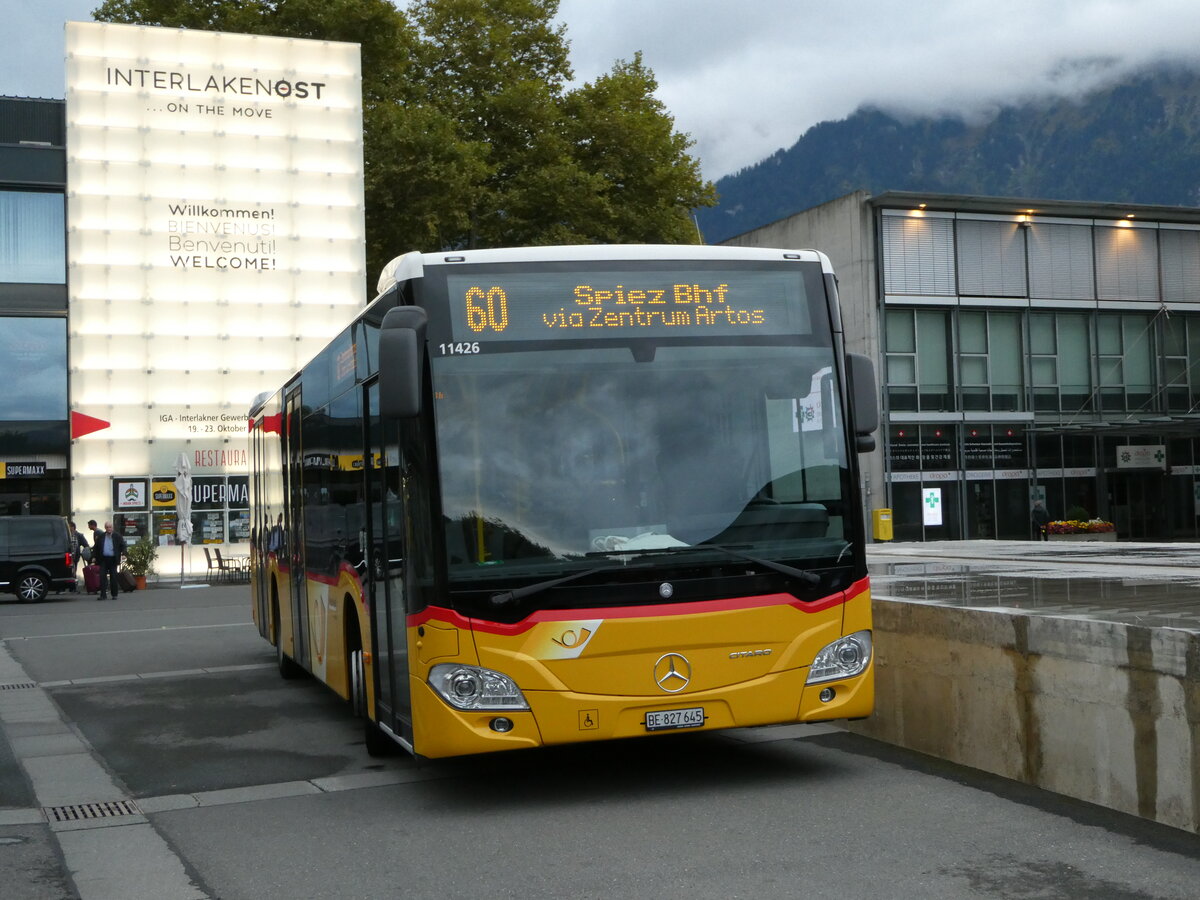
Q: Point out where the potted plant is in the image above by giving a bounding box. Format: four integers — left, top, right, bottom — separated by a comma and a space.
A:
124, 537, 158, 590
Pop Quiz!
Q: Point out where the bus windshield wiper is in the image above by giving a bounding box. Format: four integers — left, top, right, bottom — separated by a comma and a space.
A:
691, 543, 821, 586
638, 547, 816, 588
488, 544, 820, 608
590, 543, 821, 586
490, 564, 625, 608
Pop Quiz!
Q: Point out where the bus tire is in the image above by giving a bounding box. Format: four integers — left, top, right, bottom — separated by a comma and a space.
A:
350, 648, 366, 717
273, 594, 304, 680
277, 641, 304, 680
351, 647, 395, 757
363, 717, 394, 757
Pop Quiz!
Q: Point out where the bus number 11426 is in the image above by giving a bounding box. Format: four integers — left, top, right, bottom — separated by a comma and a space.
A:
438, 342, 481, 355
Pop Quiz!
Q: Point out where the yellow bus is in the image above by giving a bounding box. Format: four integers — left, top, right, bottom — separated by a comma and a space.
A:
248, 245, 878, 758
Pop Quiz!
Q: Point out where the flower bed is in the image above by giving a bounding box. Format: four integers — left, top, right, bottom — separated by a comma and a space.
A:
1046, 519, 1115, 535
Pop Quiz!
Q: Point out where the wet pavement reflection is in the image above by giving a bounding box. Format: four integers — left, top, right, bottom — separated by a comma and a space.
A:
867, 541, 1200, 633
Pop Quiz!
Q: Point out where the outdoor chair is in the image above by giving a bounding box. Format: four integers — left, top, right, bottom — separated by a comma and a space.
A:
214, 548, 249, 582
202, 547, 221, 582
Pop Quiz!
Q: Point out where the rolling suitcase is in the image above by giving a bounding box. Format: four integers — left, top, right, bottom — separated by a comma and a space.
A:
83, 564, 101, 594
118, 568, 137, 593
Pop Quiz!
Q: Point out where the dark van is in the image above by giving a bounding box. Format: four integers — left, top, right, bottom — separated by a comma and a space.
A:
0, 516, 76, 602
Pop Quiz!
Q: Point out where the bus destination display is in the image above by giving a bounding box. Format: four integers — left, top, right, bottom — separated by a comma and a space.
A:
445, 268, 810, 343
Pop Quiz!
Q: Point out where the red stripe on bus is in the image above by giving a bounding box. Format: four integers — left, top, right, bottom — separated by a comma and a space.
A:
265, 563, 366, 602
408, 576, 870, 636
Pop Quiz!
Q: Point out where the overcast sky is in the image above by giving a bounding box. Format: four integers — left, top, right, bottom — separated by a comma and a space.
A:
8, 0, 1200, 179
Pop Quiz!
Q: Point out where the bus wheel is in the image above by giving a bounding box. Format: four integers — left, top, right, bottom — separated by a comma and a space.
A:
273, 596, 304, 680
277, 641, 304, 680
351, 648, 394, 757
350, 648, 366, 717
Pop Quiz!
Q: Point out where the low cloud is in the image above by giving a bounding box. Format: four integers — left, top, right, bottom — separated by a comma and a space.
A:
558, 0, 1200, 179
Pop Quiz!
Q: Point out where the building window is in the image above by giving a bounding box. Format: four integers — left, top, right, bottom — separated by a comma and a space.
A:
956, 219, 1027, 297
885, 423, 956, 472
885, 309, 917, 411
1030, 312, 1091, 413
1161, 313, 1200, 413
885, 308, 952, 412
882, 213, 955, 296
1063, 434, 1096, 469
1028, 222, 1094, 300
958, 310, 1022, 411
920, 423, 956, 470
888, 424, 921, 472
1098, 313, 1154, 412
0, 191, 65, 284
1095, 225, 1159, 303
1161, 228, 1200, 303
0, 317, 66, 421
1033, 432, 1062, 470
963, 426, 993, 470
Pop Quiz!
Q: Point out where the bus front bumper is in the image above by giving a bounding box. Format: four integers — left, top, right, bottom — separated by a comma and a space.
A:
409, 663, 873, 759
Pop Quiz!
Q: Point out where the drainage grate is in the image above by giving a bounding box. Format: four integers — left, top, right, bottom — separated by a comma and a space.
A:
0, 682, 37, 691
44, 800, 142, 823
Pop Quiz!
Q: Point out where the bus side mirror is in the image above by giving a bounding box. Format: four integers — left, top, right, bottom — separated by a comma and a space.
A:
379, 306, 429, 419
847, 353, 879, 453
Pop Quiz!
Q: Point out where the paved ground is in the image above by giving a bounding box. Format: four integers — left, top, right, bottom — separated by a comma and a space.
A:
2, 550, 1199, 898
868, 539, 1200, 632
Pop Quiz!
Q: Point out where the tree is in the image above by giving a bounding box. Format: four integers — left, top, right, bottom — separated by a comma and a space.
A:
563, 53, 715, 244
92, 0, 715, 284
406, 0, 591, 248
93, 0, 420, 286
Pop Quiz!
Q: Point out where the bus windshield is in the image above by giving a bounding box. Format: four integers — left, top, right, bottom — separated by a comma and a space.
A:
429, 265, 854, 602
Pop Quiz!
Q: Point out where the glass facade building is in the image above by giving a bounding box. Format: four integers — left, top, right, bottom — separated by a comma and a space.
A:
0, 99, 69, 516
727, 191, 1200, 542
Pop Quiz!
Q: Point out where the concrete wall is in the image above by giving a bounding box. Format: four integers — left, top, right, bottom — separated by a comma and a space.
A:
849, 599, 1200, 833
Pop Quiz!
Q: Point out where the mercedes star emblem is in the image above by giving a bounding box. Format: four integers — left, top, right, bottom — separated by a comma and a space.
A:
654, 652, 692, 693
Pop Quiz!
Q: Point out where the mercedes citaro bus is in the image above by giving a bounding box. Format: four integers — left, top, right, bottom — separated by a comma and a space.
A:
248, 245, 879, 758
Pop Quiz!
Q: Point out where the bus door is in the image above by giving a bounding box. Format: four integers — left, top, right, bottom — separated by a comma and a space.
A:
365, 380, 413, 744
283, 386, 311, 669
250, 422, 269, 637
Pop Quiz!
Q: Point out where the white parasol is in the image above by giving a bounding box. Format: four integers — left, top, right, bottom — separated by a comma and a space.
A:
175, 451, 193, 585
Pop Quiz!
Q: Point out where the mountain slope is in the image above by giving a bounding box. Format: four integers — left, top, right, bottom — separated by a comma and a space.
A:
696, 66, 1200, 244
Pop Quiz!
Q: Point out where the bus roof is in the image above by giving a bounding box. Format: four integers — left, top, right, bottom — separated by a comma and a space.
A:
376, 244, 833, 296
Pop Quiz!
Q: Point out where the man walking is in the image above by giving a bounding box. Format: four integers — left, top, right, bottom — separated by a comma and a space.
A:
68, 520, 89, 590
94, 521, 127, 600
1031, 499, 1052, 541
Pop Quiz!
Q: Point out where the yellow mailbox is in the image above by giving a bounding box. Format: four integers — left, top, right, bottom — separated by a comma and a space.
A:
872, 508, 893, 541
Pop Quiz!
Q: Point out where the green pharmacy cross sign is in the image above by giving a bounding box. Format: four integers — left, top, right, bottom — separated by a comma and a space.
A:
922, 487, 943, 527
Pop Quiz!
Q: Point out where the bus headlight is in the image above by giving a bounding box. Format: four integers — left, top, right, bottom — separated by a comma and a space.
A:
429, 664, 530, 711
805, 631, 872, 684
